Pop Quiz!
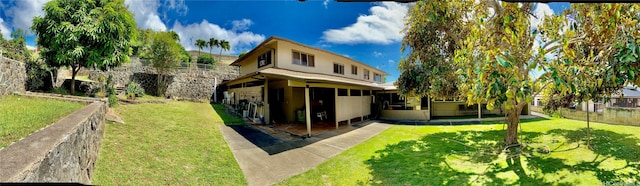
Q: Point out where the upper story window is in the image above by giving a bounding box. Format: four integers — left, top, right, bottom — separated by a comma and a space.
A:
292, 51, 315, 67
351, 65, 358, 75
363, 69, 370, 80
374, 73, 382, 82
258, 50, 272, 68
333, 63, 344, 74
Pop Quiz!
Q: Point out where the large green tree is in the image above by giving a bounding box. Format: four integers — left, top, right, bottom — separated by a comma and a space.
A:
400, 1, 640, 147
541, 4, 640, 148
32, 0, 137, 95
147, 31, 185, 96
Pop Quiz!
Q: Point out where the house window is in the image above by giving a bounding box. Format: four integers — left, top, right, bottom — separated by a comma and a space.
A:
333, 63, 344, 74
258, 50, 272, 68
374, 73, 382, 82
351, 65, 358, 75
338, 89, 348, 96
350, 89, 361, 96
363, 90, 371, 96
292, 51, 315, 67
363, 69, 370, 80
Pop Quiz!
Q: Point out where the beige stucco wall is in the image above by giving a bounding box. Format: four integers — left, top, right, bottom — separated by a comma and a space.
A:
431, 102, 505, 117
274, 41, 385, 83
336, 94, 370, 123
239, 43, 276, 76
380, 110, 430, 120
229, 86, 263, 103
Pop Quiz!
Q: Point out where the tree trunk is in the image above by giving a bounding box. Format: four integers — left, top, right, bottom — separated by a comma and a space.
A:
157, 72, 162, 97
70, 66, 78, 95
505, 101, 526, 147
505, 110, 520, 146
587, 104, 591, 149
219, 49, 223, 65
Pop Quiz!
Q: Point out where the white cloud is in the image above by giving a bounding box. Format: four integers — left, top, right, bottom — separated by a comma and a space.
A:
4, 0, 49, 31
171, 20, 265, 54
388, 59, 395, 65
161, 0, 188, 22
231, 19, 253, 31
0, 18, 10, 39
372, 51, 383, 57
125, 0, 167, 31
322, 2, 409, 45
530, 3, 554, 30
323, 0, 330, 9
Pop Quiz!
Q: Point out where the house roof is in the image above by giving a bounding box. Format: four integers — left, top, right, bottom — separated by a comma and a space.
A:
613, 87, 640, 98
225, 67, 387, 89
230, 36, 389, 75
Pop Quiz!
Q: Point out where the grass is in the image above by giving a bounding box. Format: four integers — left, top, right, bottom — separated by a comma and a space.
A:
211, 103, 245, 125
278, 118, 640, 185
0, 95, 85, 149
93, 101, 246, 185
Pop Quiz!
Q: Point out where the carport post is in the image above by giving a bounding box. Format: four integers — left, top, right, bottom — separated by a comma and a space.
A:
478, 103, 482, 119
305, 85, 312, 137
335, 88, 339, 129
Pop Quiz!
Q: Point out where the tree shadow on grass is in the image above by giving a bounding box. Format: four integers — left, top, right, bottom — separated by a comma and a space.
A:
364, 128, 640, 185
211, 103, 245, 125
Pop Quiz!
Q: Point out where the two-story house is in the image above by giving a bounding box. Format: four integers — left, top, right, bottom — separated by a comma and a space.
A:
222, 36, 387, 136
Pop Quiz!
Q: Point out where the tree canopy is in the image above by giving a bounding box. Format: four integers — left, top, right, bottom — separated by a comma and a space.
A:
147, 31, 185, 96
398, 1, 640, 146
32, 0, 137, 95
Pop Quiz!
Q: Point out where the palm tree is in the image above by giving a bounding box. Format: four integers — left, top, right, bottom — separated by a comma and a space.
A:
208, 37, 219, 58
219, 40, 230, 63
195, 39, 207, 58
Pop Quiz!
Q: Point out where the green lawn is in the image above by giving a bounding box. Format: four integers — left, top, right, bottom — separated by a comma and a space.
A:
211, 103, 245, 125
93, 101, 246, 185
279, 118, 640, 185
0, 95, 85, 149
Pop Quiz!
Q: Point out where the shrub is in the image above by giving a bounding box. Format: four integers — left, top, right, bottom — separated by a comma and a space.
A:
125, 81, 145, 99
51, 87, 69, 95
108, 94, 118, 107
197, 55, 215, 65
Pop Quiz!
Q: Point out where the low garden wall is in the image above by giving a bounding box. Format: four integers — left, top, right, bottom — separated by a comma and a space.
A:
0, 101, 107, 184
561, 107, 640, 127
0, 56, 26, 96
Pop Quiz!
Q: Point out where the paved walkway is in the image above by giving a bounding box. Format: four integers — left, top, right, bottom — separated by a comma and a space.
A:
219, 121, 391, 186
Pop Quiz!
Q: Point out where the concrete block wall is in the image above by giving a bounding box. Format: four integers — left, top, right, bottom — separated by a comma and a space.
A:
0, 56, 26, 96
561, 107, 640, 127
0, 102, 107, 184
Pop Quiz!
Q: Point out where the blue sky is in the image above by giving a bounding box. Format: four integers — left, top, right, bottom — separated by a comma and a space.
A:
0, 0, 569, 82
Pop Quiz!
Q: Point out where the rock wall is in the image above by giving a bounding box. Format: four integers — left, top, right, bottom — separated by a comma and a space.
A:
0, 56, 26, 96
87, 64, 239, 101
0, 102, 107, 184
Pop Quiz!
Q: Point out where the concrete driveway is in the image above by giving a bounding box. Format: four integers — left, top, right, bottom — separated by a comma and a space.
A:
218, 121, 390, 186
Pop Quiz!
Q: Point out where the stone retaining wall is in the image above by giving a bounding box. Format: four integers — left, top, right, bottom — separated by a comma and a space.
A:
87, 64, 239, 101
0, 56, 26, 96
561, 107, 640, 127
0, 102, 107, 184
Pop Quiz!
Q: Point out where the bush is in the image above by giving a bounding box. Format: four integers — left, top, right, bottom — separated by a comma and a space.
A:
51, 87, 69, 95
108, 94, 118, 107
125, 81, 145, 99
197, 55, 215, 65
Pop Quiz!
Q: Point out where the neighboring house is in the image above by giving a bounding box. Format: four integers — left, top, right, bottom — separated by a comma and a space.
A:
576, 86, 640, 112
221, 36, 387, 136
221, 36, 530, 136
378, 83, 530, 121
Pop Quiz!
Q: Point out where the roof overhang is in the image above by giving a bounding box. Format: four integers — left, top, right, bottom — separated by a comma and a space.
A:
223, 68, 387, 89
